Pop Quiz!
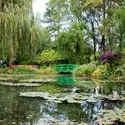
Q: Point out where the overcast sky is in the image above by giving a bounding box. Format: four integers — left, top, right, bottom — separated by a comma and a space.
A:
33, 0, 49, 16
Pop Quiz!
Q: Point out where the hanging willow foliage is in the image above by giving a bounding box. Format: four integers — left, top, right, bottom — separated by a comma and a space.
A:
0, 0, 42, 65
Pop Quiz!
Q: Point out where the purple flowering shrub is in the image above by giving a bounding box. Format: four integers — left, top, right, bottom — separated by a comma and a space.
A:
100, 51, 120, 67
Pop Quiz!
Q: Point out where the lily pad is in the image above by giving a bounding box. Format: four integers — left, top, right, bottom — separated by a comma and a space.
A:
20, 92, 90, 104
96, 109, 125, 124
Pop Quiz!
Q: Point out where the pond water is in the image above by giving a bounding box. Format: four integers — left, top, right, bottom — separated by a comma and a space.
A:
0, 75, 125, 125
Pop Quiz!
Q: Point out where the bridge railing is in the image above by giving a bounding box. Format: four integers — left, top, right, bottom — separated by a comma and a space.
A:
56, 64, 79, 74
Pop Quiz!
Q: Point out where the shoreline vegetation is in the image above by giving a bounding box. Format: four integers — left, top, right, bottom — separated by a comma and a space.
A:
0, 62, 124, 81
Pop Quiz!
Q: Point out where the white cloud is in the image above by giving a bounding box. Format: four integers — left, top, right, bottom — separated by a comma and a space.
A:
33, 0, 49, 16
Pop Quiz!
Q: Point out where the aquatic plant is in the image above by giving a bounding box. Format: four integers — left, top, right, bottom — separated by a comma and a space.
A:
20, 92, 125, 104
95, 109, 125, 124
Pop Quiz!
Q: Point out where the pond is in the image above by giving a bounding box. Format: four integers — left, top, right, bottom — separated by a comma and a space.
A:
0, 75, 125, 125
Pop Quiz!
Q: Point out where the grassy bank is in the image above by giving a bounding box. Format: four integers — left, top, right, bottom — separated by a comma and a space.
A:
0, 66, 57, 75
0, 62, 125, 80
73, 62, 125, 80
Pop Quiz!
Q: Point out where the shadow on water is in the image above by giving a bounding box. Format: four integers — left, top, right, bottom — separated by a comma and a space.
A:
0, 75, 125, 124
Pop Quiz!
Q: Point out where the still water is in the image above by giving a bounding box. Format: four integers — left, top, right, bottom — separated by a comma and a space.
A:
0, 75, 125, 125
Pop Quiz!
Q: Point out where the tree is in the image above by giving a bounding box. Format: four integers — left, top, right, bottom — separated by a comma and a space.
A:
44, 0, 67, 38
0, 0, 45, 65
82, 0, 125, 53
56, 23, 92, 64
113, 7, 125, 51
44, 0, 125, 64
34, 49, 61, 65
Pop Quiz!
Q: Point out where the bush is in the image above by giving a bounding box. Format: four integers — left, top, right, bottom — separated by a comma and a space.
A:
0, 68, 9, 74
35, 67, 56, 75
33, 49, 61, 65
73, 63, 96, 76
91, 65, 106, 78
12, 67, 35, 74
100, 50, 121, 68
91, 61, 101, 66
115, 63, 125, 76
19, 61, 29, 65
90, 52, 100, 62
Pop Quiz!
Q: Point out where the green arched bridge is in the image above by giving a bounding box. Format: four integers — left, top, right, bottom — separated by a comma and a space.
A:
56, 64, 78, 74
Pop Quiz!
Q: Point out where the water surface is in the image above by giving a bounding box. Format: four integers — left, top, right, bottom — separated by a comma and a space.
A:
0, 75, 124, 125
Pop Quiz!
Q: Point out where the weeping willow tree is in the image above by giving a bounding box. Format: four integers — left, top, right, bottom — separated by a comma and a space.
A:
0, 0, 42, 66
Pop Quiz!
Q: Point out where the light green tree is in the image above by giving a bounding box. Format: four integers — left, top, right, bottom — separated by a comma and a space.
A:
0, 0, 47, 65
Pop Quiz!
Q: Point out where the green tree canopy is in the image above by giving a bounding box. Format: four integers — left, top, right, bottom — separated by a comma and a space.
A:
56, 23, 92, 64
0, 0, 49, 65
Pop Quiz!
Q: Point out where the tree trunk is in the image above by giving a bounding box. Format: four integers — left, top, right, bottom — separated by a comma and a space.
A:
9, 39, 14, 66
119, 32, 123, 51
101, 0, 106, 51
91, 21, 96, 61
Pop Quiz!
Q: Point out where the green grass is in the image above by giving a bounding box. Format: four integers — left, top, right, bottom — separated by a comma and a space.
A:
12, 67, 35, 74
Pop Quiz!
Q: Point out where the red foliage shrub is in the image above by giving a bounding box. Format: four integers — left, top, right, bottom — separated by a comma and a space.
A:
100, 50, 121, 65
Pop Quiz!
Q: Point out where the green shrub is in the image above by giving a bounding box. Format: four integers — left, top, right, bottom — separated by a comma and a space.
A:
91, 65, 105, 78
90, 52, 100, 62
19, 61, 29, 65
115, 63, 125, 76
92, 65, 117, 79
12, 67, 35, 74
0, 68, 9, 74
91, 61, 101, 66
33, 49, 61, 65
73, 63, 96, 76
35, 67, 56, 75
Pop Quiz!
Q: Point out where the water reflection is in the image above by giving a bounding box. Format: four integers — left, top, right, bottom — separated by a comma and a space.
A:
0, 86, 87, 125
82, 99, 125, 123
0, 86, 41, 125
0, 76, 125, 125
92, 80, 125, 95
56, 75, 76, 85
40, 102, 87, 122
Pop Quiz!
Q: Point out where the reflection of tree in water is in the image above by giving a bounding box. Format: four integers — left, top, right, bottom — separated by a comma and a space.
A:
0, 86, 41, 125
57, 103, 88, 122
16, 98, 41, 124
92, 79, 125, 95
76, 82, 96, 93
82, 100, 125, 123
39, 101, 58, 119
0, 79, 125, 125
0, 86, 88, 124
40, 102, 88, 122
82, 101, 102, 122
